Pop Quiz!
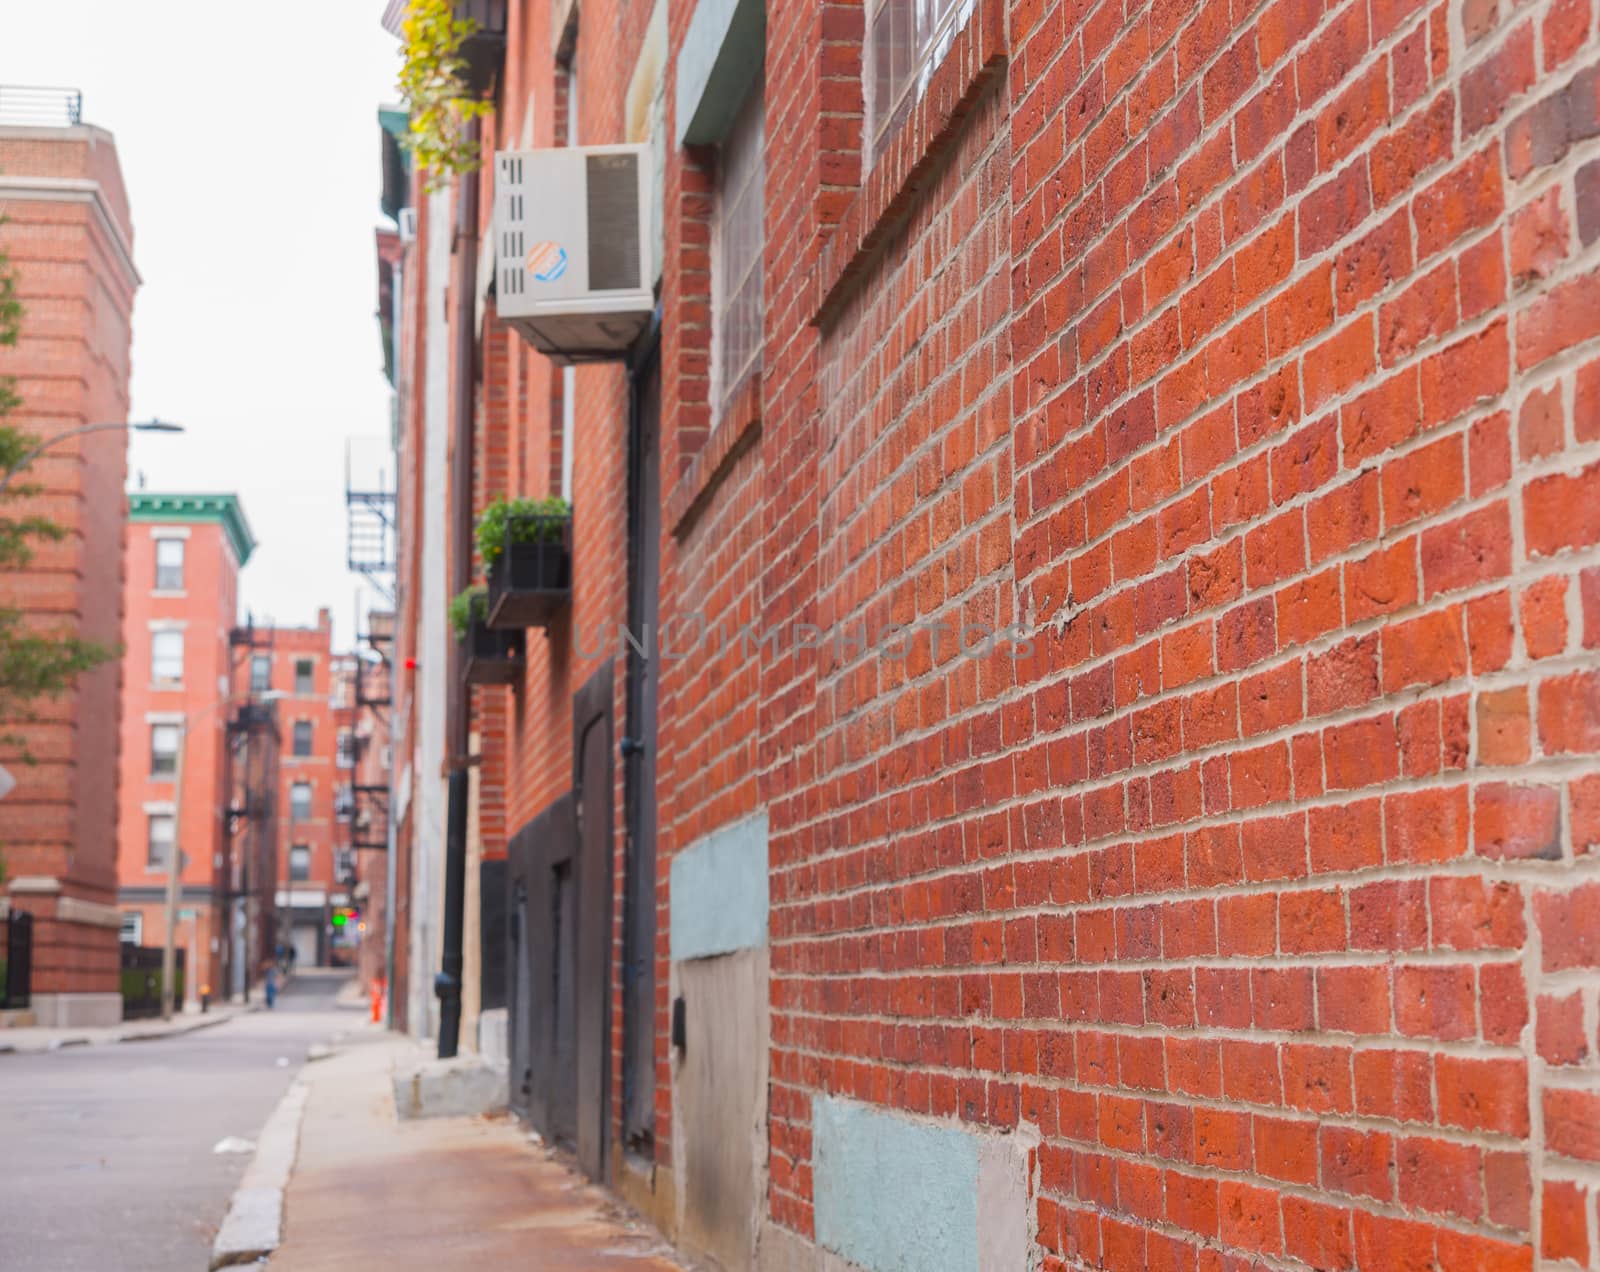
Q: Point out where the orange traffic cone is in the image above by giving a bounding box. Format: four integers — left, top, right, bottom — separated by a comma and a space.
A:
370, 977, 386, 1024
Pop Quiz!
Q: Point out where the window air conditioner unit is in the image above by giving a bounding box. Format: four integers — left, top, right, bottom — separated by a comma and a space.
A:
493, 144, 654, 364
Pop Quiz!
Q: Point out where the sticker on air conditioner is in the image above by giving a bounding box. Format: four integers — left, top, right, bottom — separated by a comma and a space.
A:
526, 241, 569, 282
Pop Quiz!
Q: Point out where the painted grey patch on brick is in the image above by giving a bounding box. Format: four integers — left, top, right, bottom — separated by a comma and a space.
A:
670, 810, 768, 961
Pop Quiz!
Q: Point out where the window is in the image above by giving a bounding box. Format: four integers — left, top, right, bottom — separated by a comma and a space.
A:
290, 782, 312, 822
295, 659, 315, 695
293, 720, 313, 758
866, 0, 975, 158
151, 631, 184, 685
289, 844, 311, 882
250, 654, 271, 693
147, 813, 175, 869
335, 848, 356, 884
335, 783, 354, 823
336, 730, 356, 768
154, 538, 185, 591
120, 912, 143, 945
150, 723, 180, 777
712, 75, 765, 412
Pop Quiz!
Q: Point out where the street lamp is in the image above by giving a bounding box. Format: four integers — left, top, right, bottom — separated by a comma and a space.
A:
0, 418, 184, 497
161, 688, 284, 1021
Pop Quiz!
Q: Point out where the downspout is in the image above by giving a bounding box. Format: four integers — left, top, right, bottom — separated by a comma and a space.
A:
437, 117, 481, 1059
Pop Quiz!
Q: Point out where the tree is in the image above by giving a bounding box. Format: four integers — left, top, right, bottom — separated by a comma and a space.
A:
0, 242, 115, 757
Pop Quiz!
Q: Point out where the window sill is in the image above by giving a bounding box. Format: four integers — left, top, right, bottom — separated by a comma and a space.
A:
811, 0, 1007, 328
151, 589, 186, 599
667, 372, 763, 539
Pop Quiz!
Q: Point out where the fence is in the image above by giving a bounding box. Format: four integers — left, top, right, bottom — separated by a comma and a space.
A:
120, 944, 183, 1020
0, 908, 31, 1009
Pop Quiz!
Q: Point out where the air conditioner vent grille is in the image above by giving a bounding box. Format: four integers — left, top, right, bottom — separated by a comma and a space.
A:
586, 153, 641, 292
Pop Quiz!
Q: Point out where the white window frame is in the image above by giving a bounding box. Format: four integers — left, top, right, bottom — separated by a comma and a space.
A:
288, 844, 312, 882
147, 812, 175, 870
290, 781, 313, 823
153, 536, 185, 591
120, 912, 143, 945
250, 654, 272, 694
294, 658, 315, 695
710, 75, 766, 414
151, 630, 184, 686
150, 722, 180, 777
336, 730, 356, 769
292, 720, 314, 758
864, 0, 976, 160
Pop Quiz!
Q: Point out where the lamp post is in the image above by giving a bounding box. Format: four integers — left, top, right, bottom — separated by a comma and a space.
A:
0, 418, 183, 498
161, 689, 282, 1021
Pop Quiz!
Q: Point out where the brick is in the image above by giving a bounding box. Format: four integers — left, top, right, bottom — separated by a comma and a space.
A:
1461, 22, 1537, 136
1394, 963, 1477, 1039
1430, 876, 1525, 950
1435, 1055, 1530, 1135
1541, 1179, 1589, 1262
1545, 1088, 1600, 1162
1320, 1124, 1394, 1201
1536, 990, 1588, 1065
1520, 574, 1567, 657
1525, 459, 1600, 557
1509, 185, 1571, 288
1537, 881, 1600, 971
1475, 782, 1562, 860
1538, 670, 1600, 754
1398, 1136, 1483, 1220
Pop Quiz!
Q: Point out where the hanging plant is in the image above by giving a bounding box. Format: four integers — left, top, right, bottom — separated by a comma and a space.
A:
397, 0, 493, 190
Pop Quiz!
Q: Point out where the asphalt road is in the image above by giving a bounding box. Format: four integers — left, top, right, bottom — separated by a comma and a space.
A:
0, 970, 355, 1272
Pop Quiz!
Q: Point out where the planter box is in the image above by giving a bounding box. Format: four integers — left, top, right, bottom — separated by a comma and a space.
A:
486, 517, 573, 630
463, 616, 525, 686
457, 0, 508, 95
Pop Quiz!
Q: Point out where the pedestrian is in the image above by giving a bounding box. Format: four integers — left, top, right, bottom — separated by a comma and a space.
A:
264, 963, 278, 1010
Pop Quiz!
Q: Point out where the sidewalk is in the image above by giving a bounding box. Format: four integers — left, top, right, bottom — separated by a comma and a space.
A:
267, 1032, 687, 1271
0, 1002, 253, 1055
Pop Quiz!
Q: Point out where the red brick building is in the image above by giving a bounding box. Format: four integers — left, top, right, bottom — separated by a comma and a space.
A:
0, 93, 140, 1027
115, 493, 255, 1007
240, 610, 353, 969
383, 1, 1600, 1266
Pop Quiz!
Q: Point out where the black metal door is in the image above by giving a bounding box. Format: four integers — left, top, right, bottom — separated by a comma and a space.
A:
3, 910, 31, 1009
508, 793, 575, 1142
622, 348, 661, 1152
573, 661, 614, 1181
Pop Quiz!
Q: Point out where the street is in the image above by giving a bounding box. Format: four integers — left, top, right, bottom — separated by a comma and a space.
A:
0, 971, 353, 1272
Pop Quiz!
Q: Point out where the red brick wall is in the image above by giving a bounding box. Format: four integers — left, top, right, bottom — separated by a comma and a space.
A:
0, 125, 137, 999
450, 0, 1600, 1263
746, 0, 1600, 1266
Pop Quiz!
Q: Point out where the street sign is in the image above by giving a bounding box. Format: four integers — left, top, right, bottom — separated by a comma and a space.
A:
0, 764, 13, 801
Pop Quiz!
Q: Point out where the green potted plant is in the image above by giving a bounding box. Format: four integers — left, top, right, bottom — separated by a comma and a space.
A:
477, 496, 573, 629
451, 584, 525, 685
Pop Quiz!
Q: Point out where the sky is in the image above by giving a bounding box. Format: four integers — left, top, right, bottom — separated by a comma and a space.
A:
3, 2, 403, 648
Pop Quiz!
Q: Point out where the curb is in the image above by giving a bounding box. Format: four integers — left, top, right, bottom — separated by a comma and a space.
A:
0, 1005, 257, 1057
209, 1077, 309, 1269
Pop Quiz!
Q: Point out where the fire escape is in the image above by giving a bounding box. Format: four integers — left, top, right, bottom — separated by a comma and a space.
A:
224, 620, 281, 999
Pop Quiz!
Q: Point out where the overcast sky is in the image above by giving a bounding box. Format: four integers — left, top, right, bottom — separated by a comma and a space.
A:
3, 3, 402, 648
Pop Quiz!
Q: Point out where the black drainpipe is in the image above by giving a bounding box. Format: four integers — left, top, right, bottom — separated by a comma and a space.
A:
437, 117, 482, 1060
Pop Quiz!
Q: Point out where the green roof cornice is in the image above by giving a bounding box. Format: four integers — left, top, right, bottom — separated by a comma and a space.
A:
128, 492, 257, 566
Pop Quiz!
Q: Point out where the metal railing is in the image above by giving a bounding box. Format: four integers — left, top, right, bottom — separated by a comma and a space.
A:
0, 86, 83, 128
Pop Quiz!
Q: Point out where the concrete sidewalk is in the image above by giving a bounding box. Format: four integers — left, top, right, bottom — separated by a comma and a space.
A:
0, 1002, 254, 1055
268, 1033, 687, 1271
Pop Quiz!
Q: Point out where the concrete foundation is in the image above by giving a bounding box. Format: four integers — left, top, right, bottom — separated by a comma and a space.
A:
391, 1051, 507, 1120
27, 992, 122, 1028
477, 1006, 507, 1065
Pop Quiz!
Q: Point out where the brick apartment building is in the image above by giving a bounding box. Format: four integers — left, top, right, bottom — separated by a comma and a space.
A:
0, 92, 140, 1027
115, 492, 256, 1007
381, 1, 1600, 1268
241, 610, 355, 970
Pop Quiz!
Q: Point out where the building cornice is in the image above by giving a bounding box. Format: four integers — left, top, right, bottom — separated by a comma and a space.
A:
0, 173, 140, 289
129, 492, 257, 566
